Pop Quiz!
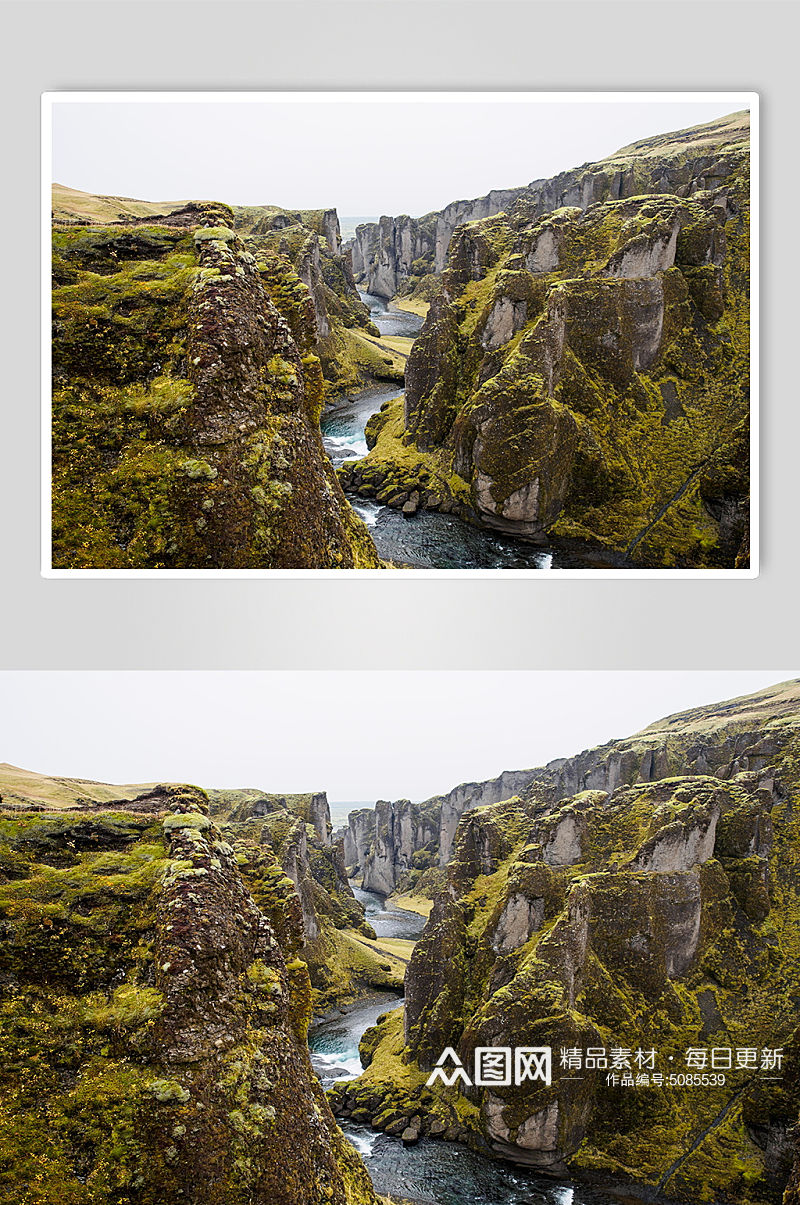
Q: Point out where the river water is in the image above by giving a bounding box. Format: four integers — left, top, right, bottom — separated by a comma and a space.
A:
308, 885, 614, 1205
351, 882, 429, 940
321, 293, 628, 570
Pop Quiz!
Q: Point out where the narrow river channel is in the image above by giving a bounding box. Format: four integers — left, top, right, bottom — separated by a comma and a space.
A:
308, 885, 615, 1205
321, 293, 629, 570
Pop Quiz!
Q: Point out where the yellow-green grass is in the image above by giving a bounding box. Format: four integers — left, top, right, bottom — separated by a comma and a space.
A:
0, 763, 170, 811
52, 183, 189, 225
336, 930, 407, 990
348, 329, 408, 376
369, 334, 415, 359
389, 892, 433, 918
392, 297, 430, 319
345, 929, 415, 970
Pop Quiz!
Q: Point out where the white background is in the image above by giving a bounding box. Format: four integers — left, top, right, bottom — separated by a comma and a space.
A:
1, 0, 796, 668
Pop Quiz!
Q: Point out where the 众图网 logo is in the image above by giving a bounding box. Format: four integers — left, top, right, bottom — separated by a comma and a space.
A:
426, 1047, 552, 1088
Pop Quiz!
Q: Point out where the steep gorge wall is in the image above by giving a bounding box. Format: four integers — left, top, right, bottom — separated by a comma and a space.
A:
343, 111, 750, 567
51, 203, 381, 569
349, 189, 543, 299
0, 786, 378, 1204
206, 789, 396, 1006
344, 681, 796, 899
347, 111, 749, 300
343, 768, 539, 895
233, 204, 389, 395
332, 682, 800, 1205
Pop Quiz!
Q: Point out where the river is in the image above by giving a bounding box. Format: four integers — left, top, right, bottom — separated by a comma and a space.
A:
321, 293, 630, 570
308, 884, 615, 1205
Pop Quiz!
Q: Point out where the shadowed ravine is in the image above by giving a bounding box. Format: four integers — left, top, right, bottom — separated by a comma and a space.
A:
321, 295, 631, 570
308, 887, 613, 1205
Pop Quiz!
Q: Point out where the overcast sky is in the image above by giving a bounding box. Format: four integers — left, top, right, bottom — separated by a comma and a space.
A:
51, 96, 746, 218
0, 671, 791, 803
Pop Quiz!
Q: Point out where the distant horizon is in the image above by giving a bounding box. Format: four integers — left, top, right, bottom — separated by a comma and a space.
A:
0, 671, 790, 802
49, 94, 748, 221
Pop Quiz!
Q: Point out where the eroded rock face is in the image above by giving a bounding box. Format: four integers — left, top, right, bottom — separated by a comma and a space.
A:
343, 808, 377, 877
206, 789, 382, 1007
345, 683, 800, 910
344, 683, 800, 905
349, 213, 437, 299
631, 796, 720, 873
491, 891, 546, 954
435, 769, 540, 864
345, 112, 751, 566
346, 110, 748, 297
346, 768, 540, 896
0, 789, 378, 1204
362, 799, 439, 895
52, 208, 381, 570
233, 204, 381, 398
337, 681, 800, 1204
541, 811, 585, 867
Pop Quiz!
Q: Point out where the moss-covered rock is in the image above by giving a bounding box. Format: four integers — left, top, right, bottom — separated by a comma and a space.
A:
206, 789, 394, 1009
0, 788, 378, 1204
233, 204, 383, 398
52, 211, 381, 569
345, 115, 751, 567
338, 684, 800, 1204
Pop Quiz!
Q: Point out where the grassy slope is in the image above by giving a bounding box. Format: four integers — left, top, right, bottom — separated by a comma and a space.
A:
52, 183, 190, 224
0, 763, 168, 810
391, 298, 430, 319
388, 892, 434, 918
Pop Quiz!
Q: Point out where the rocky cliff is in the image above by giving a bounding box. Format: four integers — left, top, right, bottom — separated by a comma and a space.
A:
0, 784, 378, 1204
341, 111, 751, 567
0, 767, 395, 1011
345, 680, 796, 901
346, 111, 749, 300
342, 769, 539, 895
51, 197, 381, 569
207, 789, 399, 1006
231, 204, 399, 395
348, 184, 532, 301
330, 681, 800, 1205
53, 189, 384, 400
343, 807, 378, 877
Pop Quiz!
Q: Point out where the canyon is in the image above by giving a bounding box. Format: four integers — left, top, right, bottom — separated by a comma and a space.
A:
343, 111, 750, 567
2, 679, 800, 1204
333, 680, 800, 1205
51, 108, 751, 570
51, 195, 384, 570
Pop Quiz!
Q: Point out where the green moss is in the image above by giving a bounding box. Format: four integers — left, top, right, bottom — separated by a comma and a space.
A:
52, 218, 381, 571
0, 800, 381, 1203
193, 226, 236, 244
329, 1006, 483, 1141
161, 812, 212, 833
343, 759, 798, 1202
341, 396, 473, 517
371, 164, 750, 566
179, 458, 217, 481
148, 1078, 190, 1104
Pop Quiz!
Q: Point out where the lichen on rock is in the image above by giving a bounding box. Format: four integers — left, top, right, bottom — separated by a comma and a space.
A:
334, 682, 800, 1205
52, 206, 381, 569
0, 785, 378, 1203
344, 112, 751, 567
